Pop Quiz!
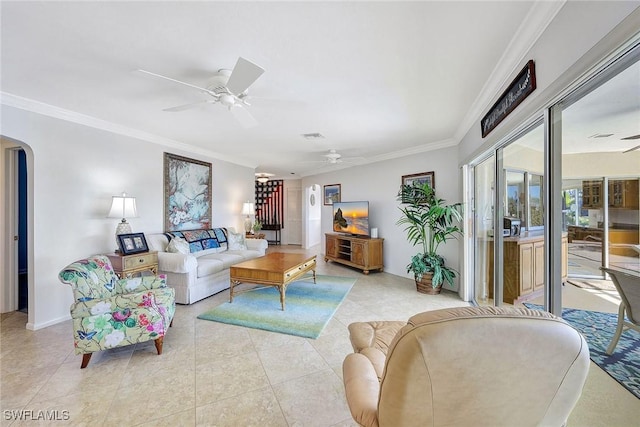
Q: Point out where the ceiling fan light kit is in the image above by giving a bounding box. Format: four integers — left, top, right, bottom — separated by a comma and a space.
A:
138, 57, 264, 126
255, 172, 274, 183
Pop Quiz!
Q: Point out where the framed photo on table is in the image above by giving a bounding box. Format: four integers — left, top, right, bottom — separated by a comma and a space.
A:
117, 233, 149, 255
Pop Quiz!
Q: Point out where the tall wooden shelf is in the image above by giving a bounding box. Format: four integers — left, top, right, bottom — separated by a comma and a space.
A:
325, 233, 383, 274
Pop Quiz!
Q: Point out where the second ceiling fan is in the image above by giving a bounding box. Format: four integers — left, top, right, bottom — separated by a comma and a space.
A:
138, 57, 264, 127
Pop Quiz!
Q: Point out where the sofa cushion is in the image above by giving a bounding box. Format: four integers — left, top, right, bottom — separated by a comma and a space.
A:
227, 230, 247, 250
196, 258, 226, 277
167, 236, 190, 254
164, 228, 228, 254
203, 252, 245, 269
227, 249, 263, 261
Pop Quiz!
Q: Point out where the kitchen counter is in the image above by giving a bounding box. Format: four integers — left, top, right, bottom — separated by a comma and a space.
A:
568, 225, 639, 257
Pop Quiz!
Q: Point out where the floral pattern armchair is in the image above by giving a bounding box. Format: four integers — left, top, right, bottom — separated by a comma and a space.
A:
59, 255, 176, 368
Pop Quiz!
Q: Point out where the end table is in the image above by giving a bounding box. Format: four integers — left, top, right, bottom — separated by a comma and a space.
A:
106, 251, 158, 279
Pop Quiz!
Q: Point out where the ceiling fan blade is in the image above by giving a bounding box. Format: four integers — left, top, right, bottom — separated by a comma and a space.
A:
137, 69, 214, 95
230, 105, 258, 128
226, 57, 265, 95
623, 144, 640, 153
163, 100, 215, 112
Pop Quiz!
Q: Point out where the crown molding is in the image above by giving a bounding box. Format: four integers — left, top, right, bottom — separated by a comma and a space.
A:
0, 92, 258, 168
367, 138, 459, 164
455, 0, 566, 142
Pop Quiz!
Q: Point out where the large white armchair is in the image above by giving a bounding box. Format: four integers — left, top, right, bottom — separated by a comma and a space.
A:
343, 306, 590, 427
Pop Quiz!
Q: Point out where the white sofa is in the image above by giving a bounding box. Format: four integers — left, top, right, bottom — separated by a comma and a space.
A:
146, 228, 268, 304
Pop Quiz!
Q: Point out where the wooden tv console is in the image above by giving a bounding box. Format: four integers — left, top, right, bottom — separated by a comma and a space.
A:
324, 233, 384, 274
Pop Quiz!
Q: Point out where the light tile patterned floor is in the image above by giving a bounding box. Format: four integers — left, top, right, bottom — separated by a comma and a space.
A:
1, 245, 638, 426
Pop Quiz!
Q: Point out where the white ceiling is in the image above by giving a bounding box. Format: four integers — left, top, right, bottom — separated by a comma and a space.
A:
1, 1, 638, 177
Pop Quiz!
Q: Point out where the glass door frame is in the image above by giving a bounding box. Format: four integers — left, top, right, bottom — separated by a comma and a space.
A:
467, 40, 639, 315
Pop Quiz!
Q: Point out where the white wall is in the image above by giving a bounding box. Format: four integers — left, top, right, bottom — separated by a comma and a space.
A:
1, 105, 255, 329
459, 3, 640, 164
302, 146, 461, 292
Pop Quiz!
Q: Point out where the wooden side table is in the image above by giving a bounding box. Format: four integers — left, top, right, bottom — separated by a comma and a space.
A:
246, 233, 266, 239
106, 251, 158, 279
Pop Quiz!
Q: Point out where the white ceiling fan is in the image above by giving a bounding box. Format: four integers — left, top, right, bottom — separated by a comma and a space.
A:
305, 149, 365, 166
137, 57, 264, 127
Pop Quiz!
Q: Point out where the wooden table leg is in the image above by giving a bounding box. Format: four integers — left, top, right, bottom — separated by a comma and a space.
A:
279, 284, 286, 311
230, 280, 240, 303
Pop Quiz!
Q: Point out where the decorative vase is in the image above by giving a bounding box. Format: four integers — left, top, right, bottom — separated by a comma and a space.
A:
415, 273, 442, 295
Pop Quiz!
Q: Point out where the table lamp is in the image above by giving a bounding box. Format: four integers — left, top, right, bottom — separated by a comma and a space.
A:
241, 202, 254, 234
107, 192, 138, 251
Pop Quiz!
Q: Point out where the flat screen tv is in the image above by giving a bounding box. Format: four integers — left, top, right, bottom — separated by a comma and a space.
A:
333, 201, 370, 237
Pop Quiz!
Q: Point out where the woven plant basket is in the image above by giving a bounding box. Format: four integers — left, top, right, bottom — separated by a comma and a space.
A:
415, 273, 442, 295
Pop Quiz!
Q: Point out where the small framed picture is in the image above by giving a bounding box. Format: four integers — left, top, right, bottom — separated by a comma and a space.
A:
324, 184, 341, 205
401, 172, 435, 203
402, 171, 435, 189
117, 233, 149, 255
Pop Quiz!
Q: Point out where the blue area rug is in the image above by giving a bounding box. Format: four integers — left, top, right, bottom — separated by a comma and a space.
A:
524, 303, 640, 399
198, 275, 356, 339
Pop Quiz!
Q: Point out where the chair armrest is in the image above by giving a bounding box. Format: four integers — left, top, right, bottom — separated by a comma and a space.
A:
157, 252, 198, 274
360, 347, 387, 381
70, 289, 166, 319
115, 275, 166, 294
246, 238, 268, 253
343, 353, 380, 427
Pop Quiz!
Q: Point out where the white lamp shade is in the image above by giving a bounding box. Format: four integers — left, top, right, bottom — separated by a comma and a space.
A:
107, 194, 138, 219
241, 202, 255, 216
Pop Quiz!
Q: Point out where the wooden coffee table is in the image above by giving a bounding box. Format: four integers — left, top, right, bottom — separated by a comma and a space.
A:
229, 253, 317, 310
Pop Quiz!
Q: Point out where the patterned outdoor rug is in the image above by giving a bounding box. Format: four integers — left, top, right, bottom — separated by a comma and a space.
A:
525, 303, 640, 399
198, 275, 356, 339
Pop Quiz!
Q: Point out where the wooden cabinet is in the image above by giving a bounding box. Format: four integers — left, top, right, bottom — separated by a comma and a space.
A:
609, 179, 639, 209
582, 180, 603, 208
609, 229, 640, 256
324, 233, 383, 274
583, 179, 639, 209
488, 233, 568, 304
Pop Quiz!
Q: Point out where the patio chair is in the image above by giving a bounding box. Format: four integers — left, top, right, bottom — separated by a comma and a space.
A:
601, 266, 640, 355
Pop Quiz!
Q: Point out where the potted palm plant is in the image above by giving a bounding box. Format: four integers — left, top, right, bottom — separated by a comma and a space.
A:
396, 182, 463, 294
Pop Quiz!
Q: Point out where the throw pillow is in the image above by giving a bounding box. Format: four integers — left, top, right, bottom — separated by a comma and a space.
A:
227, 231, 247, 250
166, 236, 190, 254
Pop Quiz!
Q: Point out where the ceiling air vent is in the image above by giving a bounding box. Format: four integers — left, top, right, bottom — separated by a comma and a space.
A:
301, 133, 325, 140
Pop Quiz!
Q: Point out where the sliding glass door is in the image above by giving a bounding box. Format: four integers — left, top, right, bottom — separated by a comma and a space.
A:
473, 155, 495, 305
469, 43, 639, 313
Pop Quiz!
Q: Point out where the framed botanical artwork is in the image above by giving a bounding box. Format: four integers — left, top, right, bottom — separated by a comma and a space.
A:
401, 172, 435, 202
402, 171, 434, 188
164, 153, 212, 231
117, 232, 149, 255
324, 184, 341, 205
